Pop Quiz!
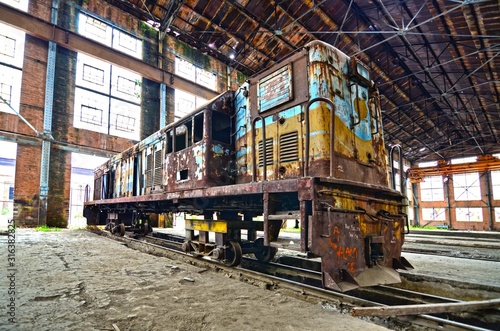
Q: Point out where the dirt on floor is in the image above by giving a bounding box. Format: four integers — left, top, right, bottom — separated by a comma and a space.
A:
0, 229, 391, 331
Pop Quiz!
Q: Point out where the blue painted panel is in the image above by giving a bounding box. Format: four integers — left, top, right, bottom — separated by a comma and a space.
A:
258, 65, 293, 112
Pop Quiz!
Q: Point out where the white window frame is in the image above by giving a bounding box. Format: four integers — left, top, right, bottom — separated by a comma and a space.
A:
78, 13, 142, 59
491, 170, 500, 200
420, 175, 444, 202
494, 207, 500, 223
421, 207, 446, 221
174, 57, 216, 121
0, 22, 25, 115
0, 0, 28, 11
456, 207, 483, 222
74, 53, 142, 140
453, 172, 481, 201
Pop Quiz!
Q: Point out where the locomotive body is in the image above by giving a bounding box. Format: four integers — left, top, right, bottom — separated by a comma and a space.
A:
84, 40, 411, 291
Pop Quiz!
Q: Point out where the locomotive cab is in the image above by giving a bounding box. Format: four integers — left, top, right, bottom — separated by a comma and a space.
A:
234, 40, 412, 291
163, 90, 235, 192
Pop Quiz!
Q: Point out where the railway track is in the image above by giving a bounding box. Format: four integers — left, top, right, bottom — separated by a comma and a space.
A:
91, 227, 500, 331
274, 229, 500, 262
402, 231, 500, 262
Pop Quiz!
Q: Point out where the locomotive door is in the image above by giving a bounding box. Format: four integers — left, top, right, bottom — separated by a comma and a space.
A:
276, 106, 303, 180
347, 58, 383, 167
350, 82, 375, 165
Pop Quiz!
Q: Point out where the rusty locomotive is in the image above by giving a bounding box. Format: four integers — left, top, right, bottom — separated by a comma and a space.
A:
83, 40, 412, 291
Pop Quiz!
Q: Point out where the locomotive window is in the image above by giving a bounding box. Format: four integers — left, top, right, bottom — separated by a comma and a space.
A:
212, 111, 231, 144
174, 125, 187, 151
193, 113, 204, 143
185, 119, 193, 147
167, 130, 173, 153
349, 58, 371, 87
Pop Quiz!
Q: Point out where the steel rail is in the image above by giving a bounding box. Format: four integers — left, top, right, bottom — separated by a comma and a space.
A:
90, 227, 498, 331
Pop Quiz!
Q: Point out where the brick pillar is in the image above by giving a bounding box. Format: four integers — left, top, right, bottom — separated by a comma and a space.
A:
13, 145, 42, 227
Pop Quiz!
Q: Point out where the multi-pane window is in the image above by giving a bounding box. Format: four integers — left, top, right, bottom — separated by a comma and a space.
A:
418, 161, 437, 168
74, 53, 141, 140
453, 172, 481, 201
0, 0, 29, 11
174, 57, 216, 121
391, 161, 409, 193
451, 156, 477, 164
78, 13, 142, 59
495, 208, 500, 223
0, 35, 16, 58
491, 170, 500, 200
0, 22, 25, 115
420, 175, 444, 201
456, 207, 483, 222
113, 30, 142, 57
0, 141, 16, 223
82, 64, 105, 86
81, 15, 110, 42
421, 207, 446, 221
175, 89, 206, 121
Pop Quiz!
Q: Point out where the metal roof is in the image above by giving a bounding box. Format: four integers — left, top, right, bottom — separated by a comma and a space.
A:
106, 0, 500, 163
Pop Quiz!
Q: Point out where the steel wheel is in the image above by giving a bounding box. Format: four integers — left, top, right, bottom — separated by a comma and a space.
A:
253, 238, 277, 262
224, 240, 242, 266
119, 223, 125, 236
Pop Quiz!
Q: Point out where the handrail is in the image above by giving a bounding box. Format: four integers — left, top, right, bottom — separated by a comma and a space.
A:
251, 116, 266, 182
389, 144, 404, 193
350, 83, 361, 129
371, 90, 381, 135
305, 97, 336, 177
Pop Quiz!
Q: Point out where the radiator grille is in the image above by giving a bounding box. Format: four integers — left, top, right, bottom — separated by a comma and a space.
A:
153, 148, 163, 186
279, 131, 298, 163
145, 152, 153, 187
258, 138, 273, 167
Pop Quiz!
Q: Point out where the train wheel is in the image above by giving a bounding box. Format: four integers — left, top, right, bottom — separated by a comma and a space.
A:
253, 238, 277, 262
224, 241, 242, 266
142, 223, 150, 235
119, 223, 125, 236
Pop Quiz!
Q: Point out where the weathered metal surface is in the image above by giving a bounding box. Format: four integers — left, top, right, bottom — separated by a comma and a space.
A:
184, 219, 264, 233
307, 41, 388, 187
258, 64, 293, 112
186, 219, 227, 233
84, 41, 410, 291
240, 50, 308, 183
307, 177, 407, 291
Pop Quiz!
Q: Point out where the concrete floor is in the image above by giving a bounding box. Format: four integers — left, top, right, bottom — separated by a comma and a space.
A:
0, 229, 392, 331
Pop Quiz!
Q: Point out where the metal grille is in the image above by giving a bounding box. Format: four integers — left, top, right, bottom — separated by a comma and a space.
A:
279, 131, 298, 163
153, 148, 163, 186
258, 138, 273, 167
145, 152, 153, 187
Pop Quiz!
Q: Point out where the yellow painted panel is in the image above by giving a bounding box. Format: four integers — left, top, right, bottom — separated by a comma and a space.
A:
185, 220, 228, 233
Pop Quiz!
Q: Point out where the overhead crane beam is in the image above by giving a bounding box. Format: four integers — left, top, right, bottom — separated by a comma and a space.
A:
408, 154, 500, 182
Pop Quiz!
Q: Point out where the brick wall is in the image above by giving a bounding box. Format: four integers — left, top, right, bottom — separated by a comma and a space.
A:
10, 34, 48, 226
2, 0, 234, 227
